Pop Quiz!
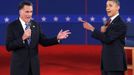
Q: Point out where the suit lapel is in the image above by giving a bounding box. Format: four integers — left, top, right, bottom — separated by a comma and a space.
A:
15, 19, 35, 47
16, 19, 24, 38
16, 20, 37, 47
106, 16, 120, 31
17, 19, 31, 46
30, 21, 36, 47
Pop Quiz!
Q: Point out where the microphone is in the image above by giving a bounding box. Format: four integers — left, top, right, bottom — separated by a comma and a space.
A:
25, 22, 31, 44
25, 22, 31, 30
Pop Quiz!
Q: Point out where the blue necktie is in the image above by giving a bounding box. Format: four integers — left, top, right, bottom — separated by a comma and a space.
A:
25, 24, 31, 45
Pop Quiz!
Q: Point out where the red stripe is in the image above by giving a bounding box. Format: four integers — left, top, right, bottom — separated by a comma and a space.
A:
36, 0, 39, 16
85, 0, 88, 44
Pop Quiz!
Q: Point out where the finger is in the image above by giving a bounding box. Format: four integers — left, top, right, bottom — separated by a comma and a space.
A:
79, 19, 87, 23
59, 29, 63, 33
66, 35, 68, 37
63, 30, 70, 32
66, 32, 71, 34
25, 29, 31, 32
65, 35, 68, 38
63, 31, 71, 34
25, 29, 31, 33
63, 32, 71, 35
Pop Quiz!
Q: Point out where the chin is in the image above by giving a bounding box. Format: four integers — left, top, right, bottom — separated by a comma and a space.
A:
27, 20, 31, 22
107, 14, 112, 17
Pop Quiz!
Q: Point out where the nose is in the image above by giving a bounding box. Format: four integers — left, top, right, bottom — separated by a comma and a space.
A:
28, 13, 32, 16
106, 7, 110, 12
106, 5, 111, 10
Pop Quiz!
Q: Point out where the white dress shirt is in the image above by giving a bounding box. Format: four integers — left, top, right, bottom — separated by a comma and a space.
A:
110, 13, 119, 23
19, 17, 27, 31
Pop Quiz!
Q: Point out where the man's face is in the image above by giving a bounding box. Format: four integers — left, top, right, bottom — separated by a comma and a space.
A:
19, 5, 33, 23
106, 1, 120, 17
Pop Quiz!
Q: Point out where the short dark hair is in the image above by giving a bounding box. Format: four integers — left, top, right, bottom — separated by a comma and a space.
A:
18, 0, 33, 10
108, 0, 120, 6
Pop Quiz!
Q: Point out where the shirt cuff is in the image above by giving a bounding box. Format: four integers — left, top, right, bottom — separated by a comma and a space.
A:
23, 41, 25, 44
58, 40, 60, 43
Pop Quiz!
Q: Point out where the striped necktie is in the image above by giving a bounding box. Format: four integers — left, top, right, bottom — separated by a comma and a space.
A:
25, 24, 31, 45
105, 19, 111, 27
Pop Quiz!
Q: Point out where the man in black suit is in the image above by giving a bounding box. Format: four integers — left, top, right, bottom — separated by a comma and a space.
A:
81, 0, 127, 75
6, 1, 71, 75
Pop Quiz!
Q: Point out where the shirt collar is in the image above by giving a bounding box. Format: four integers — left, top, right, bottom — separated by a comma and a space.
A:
19, 17, 25, 25
110, 13, 119, 22
19, 17, 26, 30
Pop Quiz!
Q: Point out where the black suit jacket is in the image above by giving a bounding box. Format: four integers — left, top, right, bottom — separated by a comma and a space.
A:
92, 16, 127, 71
6, 19, 59, 75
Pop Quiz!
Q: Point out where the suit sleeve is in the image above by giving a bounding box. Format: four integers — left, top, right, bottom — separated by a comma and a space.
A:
6, 25, 25, 51
92, 24, 127, 44
38, 25, 59, 46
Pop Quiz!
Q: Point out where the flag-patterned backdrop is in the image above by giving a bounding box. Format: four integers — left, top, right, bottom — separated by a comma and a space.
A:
0, 0, 134, 45
0, 0, 134, 75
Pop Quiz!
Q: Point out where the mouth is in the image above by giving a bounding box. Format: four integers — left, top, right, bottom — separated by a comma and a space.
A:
107, 11, 112, 16
26, 17, 31, 19
107, 11, 111, 14
24, 17, 31, 22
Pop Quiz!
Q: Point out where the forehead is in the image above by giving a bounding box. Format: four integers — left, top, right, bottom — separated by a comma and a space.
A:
106, 1, 116, 5
22, 5, 33, 10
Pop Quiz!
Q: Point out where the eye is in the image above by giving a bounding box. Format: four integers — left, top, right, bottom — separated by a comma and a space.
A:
106, 5, 108, 7
109, 4, 112, 7
25, 11, 29, 13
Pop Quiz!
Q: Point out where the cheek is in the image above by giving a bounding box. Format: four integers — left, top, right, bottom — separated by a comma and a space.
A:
27, 13, 32, 16
110, 8, 115, 12
22, 15, 27, 18
113, 9, 117, 13
30, 13, 33, 16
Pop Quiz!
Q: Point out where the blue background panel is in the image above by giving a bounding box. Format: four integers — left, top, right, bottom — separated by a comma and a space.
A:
0, 0, 134, 45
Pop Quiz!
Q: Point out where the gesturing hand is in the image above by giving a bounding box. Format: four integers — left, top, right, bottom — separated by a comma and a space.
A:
80, 19, 95, 31
57, 29, 71, 40
22, 29, 31, 40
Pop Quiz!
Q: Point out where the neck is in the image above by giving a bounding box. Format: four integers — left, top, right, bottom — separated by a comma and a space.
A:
110, 13, 119, 22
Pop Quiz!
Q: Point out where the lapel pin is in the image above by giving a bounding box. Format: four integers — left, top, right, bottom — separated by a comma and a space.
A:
33, 25, 35, 28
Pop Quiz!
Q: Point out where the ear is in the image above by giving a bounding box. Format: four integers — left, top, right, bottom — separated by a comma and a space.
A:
19, 10, 21, 14
118, 6, 120, 10
117, 5, 120, 10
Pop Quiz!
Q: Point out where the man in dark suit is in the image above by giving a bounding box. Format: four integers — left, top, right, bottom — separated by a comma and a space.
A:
81, 0, 127, 75
6, 1, 71, 75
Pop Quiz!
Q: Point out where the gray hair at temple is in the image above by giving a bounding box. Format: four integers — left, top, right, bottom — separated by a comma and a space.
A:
107, 0, 120, 6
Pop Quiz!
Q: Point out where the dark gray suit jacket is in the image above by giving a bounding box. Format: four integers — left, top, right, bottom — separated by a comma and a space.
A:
6, 19, 59, 75
92, 16, 127, 71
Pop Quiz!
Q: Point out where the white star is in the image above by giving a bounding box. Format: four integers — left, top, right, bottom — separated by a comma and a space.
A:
126, 17, 132, 22
41, 16, 47, 22
53, 16, 58, 22
65, 16, 71, 22
90, 16, 95, 22
78, 17, 83, 21
102, 17, 107, 24
4, 17, 9, 23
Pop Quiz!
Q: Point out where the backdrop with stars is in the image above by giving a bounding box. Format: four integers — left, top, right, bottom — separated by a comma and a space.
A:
0, 0, 134, 45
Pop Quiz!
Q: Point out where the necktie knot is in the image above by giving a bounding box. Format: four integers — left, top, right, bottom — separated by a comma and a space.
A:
25, 23, 30, 30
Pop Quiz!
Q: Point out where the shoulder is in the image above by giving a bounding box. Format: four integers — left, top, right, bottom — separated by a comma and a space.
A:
30, 20, 38, 25
7, 19, 20, 29
114, 16, 126, 26
30, 20, 41, 28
